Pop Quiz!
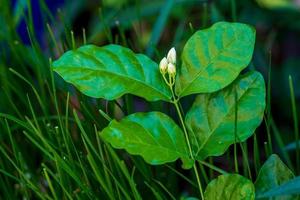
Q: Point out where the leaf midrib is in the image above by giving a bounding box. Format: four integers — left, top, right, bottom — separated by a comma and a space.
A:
79, 49, 171, 100
129, 120, 187, 158
178, 34, 243, 97
54, 65, 171, 101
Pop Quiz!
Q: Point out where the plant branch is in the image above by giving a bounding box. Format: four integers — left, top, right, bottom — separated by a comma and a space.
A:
169, 84, 204, 199
197, 160, 228, 175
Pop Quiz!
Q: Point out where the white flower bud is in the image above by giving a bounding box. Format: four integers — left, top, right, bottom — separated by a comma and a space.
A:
167, 47, 176, 64
159, 57, 168, 74
167, 63, 176, 76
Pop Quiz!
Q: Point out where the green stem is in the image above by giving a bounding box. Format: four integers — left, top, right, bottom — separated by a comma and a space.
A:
192, 163, 204, 199
289, 75, 299, 174
230, 0, 237, 22
234, 89, 239, 173
169, 85, 204, 199
173, 100, 193, 158
198, 160, 227, 175
234, 142, 239, 173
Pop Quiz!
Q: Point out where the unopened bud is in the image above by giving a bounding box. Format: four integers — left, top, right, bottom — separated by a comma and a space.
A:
167, 47, 176, 65
167, 63, 176, 76
159, 57, 168, 74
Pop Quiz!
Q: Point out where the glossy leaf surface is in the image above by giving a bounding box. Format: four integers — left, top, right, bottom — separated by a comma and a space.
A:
52, 44, 172, 101
255, 154, 297, 200
185, 71, 265, 160
100, 112, 193, 168
176, 21, 255, 98
204, 174, 255, 200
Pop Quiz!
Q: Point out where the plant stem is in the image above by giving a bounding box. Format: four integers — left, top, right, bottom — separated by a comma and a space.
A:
234, 89, 239, 173
266, 52, 273, 154
173, 100, 193, 158
174, 101, 204, 199
253, 133, 261, 175
169, 85, 204, 199
289, 75, 299, 174
230, 0, 237, 22
198, 160, 227, 175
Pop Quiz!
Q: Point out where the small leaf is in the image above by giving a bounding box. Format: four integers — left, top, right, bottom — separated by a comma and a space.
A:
257, 176, 300, 199
255, 154, 297, 200
185, 71, 265, 160
204, 174, 255, 200
100, 111, 193, 169
52, 44, 172, 101
176, 21, 255, 98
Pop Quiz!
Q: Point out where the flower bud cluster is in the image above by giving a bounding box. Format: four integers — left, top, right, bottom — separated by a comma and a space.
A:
159, 47, 176, 86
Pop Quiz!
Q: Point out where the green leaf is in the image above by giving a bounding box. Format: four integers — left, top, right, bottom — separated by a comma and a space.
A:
175, 21, 256, 98
257, 176, 300, 199
255, 154, 297, 200
52, 44, 171, 101
204, 174, 255, 200
185, 71, 265, 160
100, 111, 193, 168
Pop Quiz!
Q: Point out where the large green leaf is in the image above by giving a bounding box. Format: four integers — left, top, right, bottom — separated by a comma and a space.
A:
52, 44, 171, 101
255, 154, 297, 200
175, 21, 256, 98
185, 71, 265, 160
204, 174, 255, 200
100, 111, 193, 168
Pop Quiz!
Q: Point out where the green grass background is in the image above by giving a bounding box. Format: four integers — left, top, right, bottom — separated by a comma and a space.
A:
0, 0, 300, 199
